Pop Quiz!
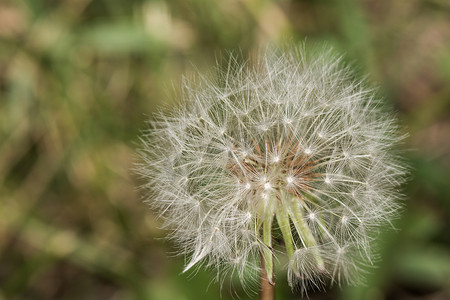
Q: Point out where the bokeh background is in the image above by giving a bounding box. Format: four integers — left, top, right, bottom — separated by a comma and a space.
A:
1, 0, 449, 299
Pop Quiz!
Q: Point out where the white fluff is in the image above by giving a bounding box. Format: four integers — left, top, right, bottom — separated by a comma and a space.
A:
137, 46, 407, 294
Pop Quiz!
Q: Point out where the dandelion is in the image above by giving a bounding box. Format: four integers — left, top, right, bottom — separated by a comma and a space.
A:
137, 46, 407, 298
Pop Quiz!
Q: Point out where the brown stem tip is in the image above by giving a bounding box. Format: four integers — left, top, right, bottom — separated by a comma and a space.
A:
260, 252, 275, 300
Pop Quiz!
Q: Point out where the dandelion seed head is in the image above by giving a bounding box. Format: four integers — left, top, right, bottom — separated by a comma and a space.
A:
137, 46, 407, 295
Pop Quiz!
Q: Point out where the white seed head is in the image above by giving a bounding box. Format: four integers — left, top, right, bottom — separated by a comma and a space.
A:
137, 46, 407, 294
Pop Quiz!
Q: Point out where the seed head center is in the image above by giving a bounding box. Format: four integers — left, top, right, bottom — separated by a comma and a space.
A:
227, 137, 317, 200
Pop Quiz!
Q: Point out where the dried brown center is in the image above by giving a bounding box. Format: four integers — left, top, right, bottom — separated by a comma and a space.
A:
227, 136, 319, 199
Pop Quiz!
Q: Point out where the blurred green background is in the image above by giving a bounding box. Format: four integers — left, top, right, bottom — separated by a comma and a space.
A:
1, 0, 449, 299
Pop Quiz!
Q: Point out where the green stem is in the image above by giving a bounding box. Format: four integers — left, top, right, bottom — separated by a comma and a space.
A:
275, 205, 294, 257
288, 196, 325, 270
262, 216, 274, 285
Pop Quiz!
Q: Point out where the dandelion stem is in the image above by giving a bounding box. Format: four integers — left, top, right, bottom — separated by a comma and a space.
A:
262, 216, 274, 284
275, 204, 294, 257
260, 250, 275, 300
288, 196, 325, 270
